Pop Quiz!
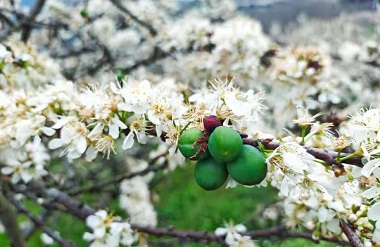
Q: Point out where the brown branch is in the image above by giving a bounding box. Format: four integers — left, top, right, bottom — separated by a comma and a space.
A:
246, 225, 347, 245
12, 182, 351, 246
133, 226, 225, 245
0, 190, 25, 247
121, 46, 171, 74
0, 10, 14, 27
23, 209, 51, 240
21, 0, 46, 42
340, 220, 365, 247
68, 161, 167, 196
8, 196, 77, 247
243, 138, 364, 167
109, 0, 157, 36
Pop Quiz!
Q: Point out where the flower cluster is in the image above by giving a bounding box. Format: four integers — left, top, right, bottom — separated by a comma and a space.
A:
0, 76, 265, 181
0, 42, 62, 90
119, 158, 157, 227
215, 222, 257, 247
84, 210, 136, 247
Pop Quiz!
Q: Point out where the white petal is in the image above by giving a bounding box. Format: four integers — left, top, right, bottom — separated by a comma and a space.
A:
85, 145, 98, 162
109, 124, 119, 139
326, 218, 340, 233
361, 159, 380, 177
51, 119, 68, 129
95, 210, 108, 219
93, 227, 106, 238
61, 127, 75, 144
40, 127, 55, 136
86, 215, 102, 228
122, 132, 134, 150
362, 187, 380, 199
88, 123, 103, 140
33, 135, 41, 145
21, 171, 33, 183
280, 177, 289, 197
226, 179, 238, 189
136, 130, 147, 144
77, 136, 87, 154
283, 152, 305, 174
48, 139, 63, 149
111, 116, 127, 129
368, 202, 380, 221
215, 228, 228, 236
225, 233, 236, 245
168, 145, 176, 156
1, 167, 14, 175
83, 232, 94, 241
235, 224, 247, 233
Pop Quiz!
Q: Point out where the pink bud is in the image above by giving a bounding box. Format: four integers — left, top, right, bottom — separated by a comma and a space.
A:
203, 115, 222, 133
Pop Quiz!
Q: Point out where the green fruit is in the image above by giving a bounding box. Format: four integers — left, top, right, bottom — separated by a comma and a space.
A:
208, 126, 242, 162
194, 157, 228, 190
178, 127, 209, 160
226, 145, 267, 185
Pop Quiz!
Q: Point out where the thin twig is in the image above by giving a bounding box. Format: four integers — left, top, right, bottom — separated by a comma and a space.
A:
9, 196, 77, 247
121, 46, 170, 74
68, 157, 167, 196
23, 209, 51, 240
243, 138, 364, 167
246, 225, 347, 245
0, 190, 25, 247
21, 0, 46, 42
109, 0, 157, 36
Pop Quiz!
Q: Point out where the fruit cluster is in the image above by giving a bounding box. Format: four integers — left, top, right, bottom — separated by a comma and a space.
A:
178, 116, 267, 191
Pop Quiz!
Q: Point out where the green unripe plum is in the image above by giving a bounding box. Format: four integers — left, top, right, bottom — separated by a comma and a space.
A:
208, 126, 242, 162
226, 145, 267, 185
178, 127, 209, 160
194, 157, 228, 191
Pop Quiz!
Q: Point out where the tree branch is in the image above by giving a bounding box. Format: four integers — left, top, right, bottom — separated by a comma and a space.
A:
109, 0, 157, 36
68, 155, 167, 196
340, 220, 365, 247
246, 225, 347, 245
0, 190, 25, 247
13, 182, 350, 246
21, 0, 46, 42
243, 138, 364, 167
8, 196, 77, 247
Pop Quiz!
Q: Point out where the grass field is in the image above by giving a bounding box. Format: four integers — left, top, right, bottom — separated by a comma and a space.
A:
0, 164, 338, 247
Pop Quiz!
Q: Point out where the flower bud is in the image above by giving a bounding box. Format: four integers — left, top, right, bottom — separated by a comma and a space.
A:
348, 214, 357, 222
203, 115, 222, 133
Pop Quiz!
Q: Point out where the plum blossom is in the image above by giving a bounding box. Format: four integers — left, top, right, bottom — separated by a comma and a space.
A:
215, 222, 246, 245
292, 105, 322, 127
48, 117, 88, 159
122, 116, 148, 150
84, 210, 135, 247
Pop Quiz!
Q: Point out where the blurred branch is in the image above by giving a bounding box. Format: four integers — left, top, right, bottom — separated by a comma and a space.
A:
23, 209, 51, 240
0, 6, 66, 41
21, 0, 46, 42
0, 11, 14, 27
12, 182, 351, 246
109, 0, 157, 36
246, 225, 347, 245
121, 46, 171, 74
340, 220, 365, 247
9, 196, 77, 247
68, 153, 168, 196
0, 190, 25, 247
